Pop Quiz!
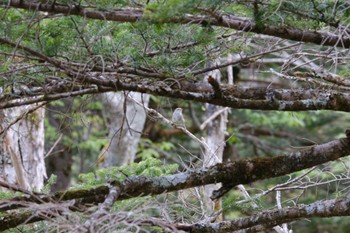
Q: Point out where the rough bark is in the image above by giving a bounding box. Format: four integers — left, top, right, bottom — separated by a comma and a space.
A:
203, 68, 227, 218
99, 92, 149, 167
0, 136, 350, 230
181, 197, 350, 233
4, 0, 350, 48
2, 75, 350, 112
0, 105, 46, 191
3, 195, 350, 232
1, 37, 350, 113
1, 137, 349, 211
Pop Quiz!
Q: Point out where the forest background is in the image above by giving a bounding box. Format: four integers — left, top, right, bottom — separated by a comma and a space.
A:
1, 0, 350, 232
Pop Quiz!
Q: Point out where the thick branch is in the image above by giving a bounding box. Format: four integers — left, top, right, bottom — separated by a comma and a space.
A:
3, 0, 350, 48
2, 36, 350, 112
1, 137, 349, 230
1, 137, 349, 212
2, 77, 350, 112
177, 197, 350, 232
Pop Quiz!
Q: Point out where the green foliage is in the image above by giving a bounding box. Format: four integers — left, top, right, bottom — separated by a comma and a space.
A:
227, 131, 239, 144
42, 174, 57, 194
0, 9, 32, 38
145, 1, 197, 21
306, 217, 350, 233
76, 158, 178, 189
74, 158, 179, 220
339, 63, 350, 77
0, 190, 15, 200
223, 190, 262, 214
44, 97, 108, 177
1, 0, 350, 231
137, 139, 175, 160
0, 60, 11, 73
240, 110, 317, 129
137, 147, 160, 159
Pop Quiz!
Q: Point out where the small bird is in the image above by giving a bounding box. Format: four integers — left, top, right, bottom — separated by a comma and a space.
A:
172, 107, 185, 128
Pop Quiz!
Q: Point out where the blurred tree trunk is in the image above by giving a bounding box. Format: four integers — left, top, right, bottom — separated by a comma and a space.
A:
0, 105, 46, 191
99, 92, 149, 167
203, 65, 228, 220
45, 99, 73, 192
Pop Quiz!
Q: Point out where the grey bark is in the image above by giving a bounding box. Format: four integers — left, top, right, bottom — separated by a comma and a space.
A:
203, 65, 228, 217
0, 105, 46, 191
188, 197, 350, 233
100, 92, 149, 167
5, 0, 350, 48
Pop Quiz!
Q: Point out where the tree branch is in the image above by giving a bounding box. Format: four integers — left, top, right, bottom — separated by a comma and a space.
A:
0, 136, 349, 230
3, 0, 350, 48
177, 197, 350, 232
2, 76, 350, 113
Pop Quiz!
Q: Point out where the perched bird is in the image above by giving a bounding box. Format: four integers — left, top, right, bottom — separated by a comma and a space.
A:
172, 107, 185, 128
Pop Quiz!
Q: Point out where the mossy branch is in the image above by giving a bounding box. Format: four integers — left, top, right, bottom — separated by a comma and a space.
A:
1, 136, 350, 230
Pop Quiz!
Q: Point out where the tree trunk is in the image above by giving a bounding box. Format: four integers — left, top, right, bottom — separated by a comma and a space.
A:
203, 66, 228, 220
99, 92, 149, 167
0, 105, 46, 191
45, 99, 74, 192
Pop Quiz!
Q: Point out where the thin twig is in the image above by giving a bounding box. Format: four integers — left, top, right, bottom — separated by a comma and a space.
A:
0, 180, 42, 195
128, 95, 210, 151
200, 107, 229, 131
44, 133, 63, 158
